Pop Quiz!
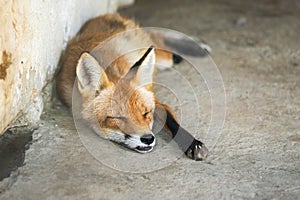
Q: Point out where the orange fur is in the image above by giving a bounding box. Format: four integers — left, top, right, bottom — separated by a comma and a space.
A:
57, 13, 176, 153
57, 14, 173, 106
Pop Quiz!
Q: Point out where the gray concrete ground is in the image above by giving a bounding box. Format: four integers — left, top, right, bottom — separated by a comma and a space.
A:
1, 0, 300, 199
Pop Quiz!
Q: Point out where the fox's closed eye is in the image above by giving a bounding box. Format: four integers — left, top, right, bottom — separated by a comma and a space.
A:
107, 116, 127, 120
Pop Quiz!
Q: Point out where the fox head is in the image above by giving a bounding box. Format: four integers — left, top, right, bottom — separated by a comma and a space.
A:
75, 47, 156, 153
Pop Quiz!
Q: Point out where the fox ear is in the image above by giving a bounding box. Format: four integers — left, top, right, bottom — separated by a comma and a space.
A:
76, 52, 110, 93
130, 46, 155, 87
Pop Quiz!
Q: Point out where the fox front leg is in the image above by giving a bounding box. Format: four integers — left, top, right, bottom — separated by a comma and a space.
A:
154, 103, 208, 161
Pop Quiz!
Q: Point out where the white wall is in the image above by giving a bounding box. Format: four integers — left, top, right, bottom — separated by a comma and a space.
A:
0, 0, 132, 135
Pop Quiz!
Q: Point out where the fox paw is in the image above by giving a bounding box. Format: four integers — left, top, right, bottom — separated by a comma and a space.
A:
185, 139, 209, 161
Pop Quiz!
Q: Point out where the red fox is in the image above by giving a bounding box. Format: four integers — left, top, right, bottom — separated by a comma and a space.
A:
57, 14, 208, 160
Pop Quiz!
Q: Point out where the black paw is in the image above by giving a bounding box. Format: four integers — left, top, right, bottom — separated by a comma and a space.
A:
185, 139, 209, 161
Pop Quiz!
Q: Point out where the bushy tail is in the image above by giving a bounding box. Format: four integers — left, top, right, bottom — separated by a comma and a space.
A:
149, 30, 211, 69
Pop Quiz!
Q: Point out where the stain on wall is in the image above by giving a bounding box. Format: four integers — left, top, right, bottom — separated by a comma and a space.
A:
0, 51, 12, 80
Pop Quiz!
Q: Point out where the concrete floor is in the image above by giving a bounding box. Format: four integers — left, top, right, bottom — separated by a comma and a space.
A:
1, 0, 300, 199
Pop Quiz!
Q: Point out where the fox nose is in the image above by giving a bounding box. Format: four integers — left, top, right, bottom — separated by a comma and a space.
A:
140, 134, 155, 145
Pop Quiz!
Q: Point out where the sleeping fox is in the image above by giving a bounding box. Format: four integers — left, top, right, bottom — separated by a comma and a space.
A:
57, 13, 208, 160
